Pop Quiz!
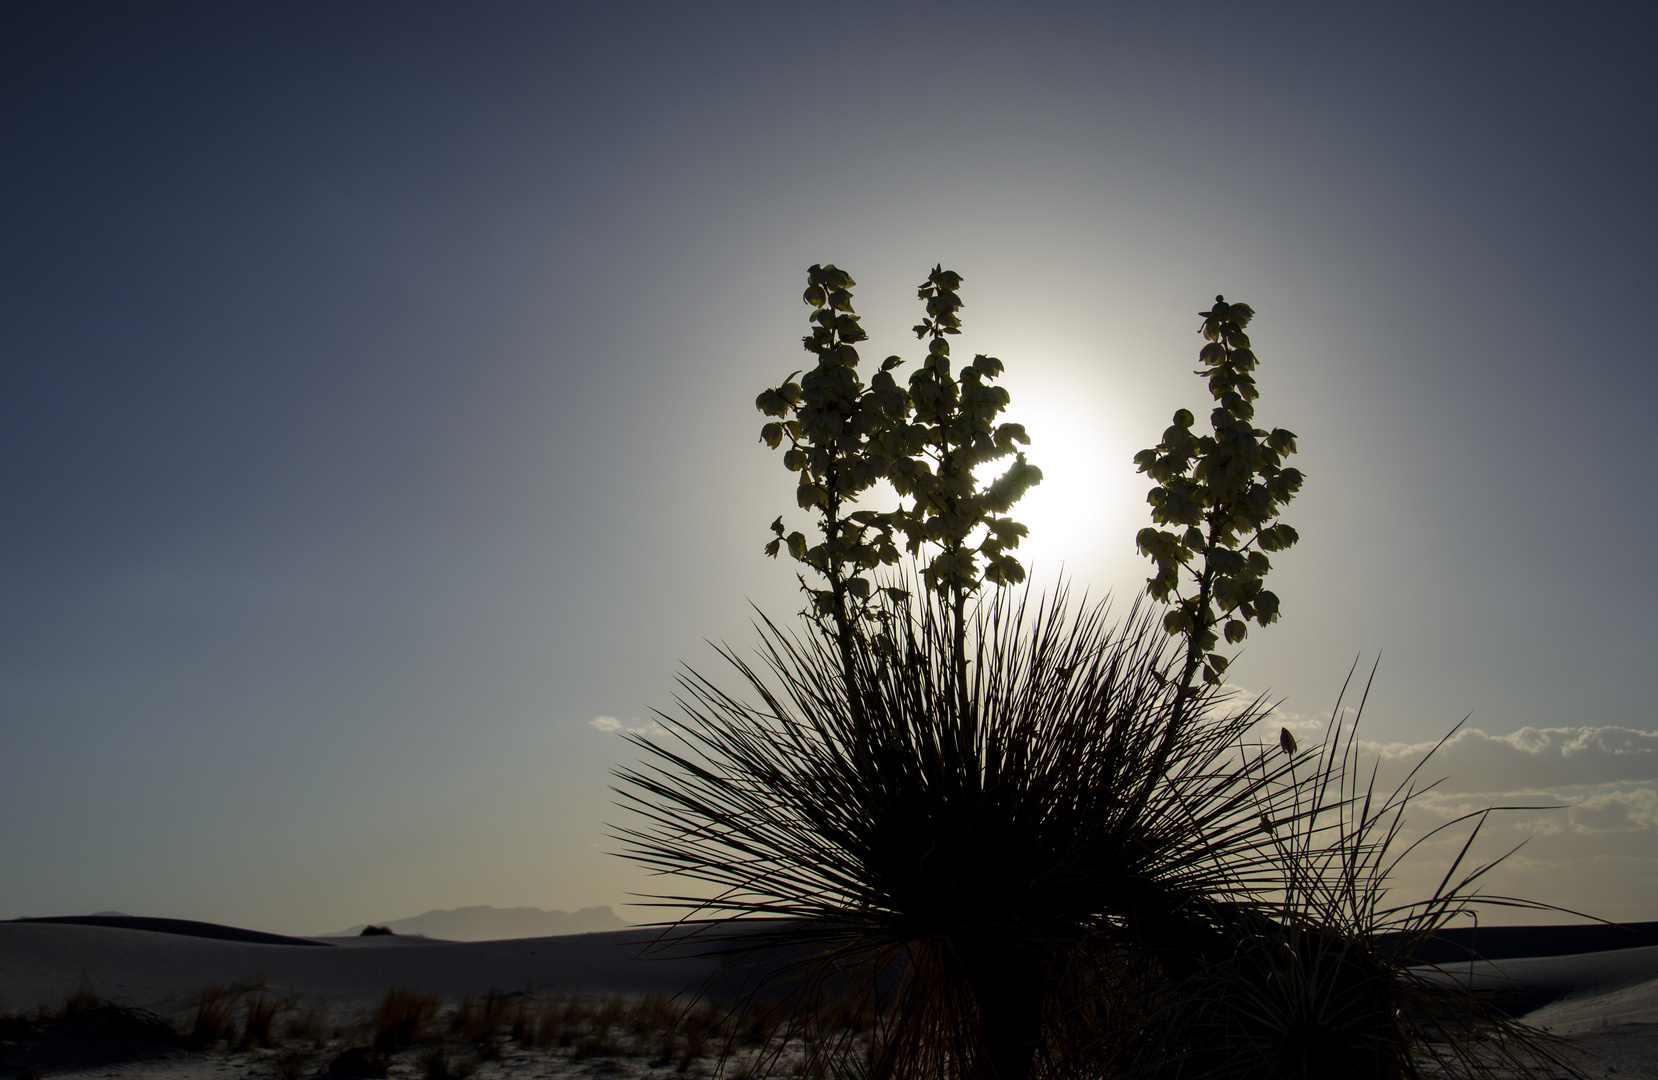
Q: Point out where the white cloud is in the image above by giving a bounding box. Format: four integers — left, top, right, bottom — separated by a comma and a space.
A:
588, 715, 668, 737
1360, 725, 1658, 792
1219, 701, 1658, 921
1569, 788, 1657, 834
1265, 722, 1658, 922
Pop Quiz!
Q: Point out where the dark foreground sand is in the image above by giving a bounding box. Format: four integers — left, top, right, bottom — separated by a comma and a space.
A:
1, 920, 1653, 1078
0, 921, 720, 1014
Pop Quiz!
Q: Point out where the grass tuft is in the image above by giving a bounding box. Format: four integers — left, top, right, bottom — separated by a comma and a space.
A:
372, 987, 438, 1051
239, 993, 278, 1049
188, 983, 237, 1048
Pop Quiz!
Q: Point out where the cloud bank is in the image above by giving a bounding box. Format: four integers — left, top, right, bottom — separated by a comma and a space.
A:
1294, 724, 1658, 923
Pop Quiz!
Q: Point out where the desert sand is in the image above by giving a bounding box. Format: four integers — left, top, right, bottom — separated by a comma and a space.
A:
1, 918, 1654, 1078
0, 921, 719, 1013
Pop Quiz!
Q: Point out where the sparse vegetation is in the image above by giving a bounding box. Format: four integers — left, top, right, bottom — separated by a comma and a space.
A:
0, 987, 181, 1076
0, 982, 908, 1080
240, 992, 279, 1049
372, 987, 439, 1051
188, 982, 238, 1047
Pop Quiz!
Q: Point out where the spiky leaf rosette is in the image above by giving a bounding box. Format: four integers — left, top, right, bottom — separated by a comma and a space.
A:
613, 590, 1303, 1080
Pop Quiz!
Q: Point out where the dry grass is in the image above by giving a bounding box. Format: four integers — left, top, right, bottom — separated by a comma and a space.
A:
511, 991, 740, 1067
188, 983, 237, 1047
573, 994, 630, 1057
372, 987, 439, 1051
2, 984, 822, 1080
677, 1001, 727, 1072
62, 983, 102, 1016
512, 990, 535, 1045
239, 993, 278, 1049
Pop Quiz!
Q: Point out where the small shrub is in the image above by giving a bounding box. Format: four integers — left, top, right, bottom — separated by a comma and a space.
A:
188, 983, 236, 1047
480, 986, 510, 1038
568, 993, 629, 1058
240, 993, 278, 1048
632, 992, 676, 1035
633, 992, 679, 1060
453, 986, 511, 1045
63, 983, 102, 1015
534, 994, 575, 1048
372, 987, 438, 1051
57, 999, 181, 1047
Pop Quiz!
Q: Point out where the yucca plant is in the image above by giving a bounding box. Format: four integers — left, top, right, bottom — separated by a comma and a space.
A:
615, 588, 1316, 1080
615, 269, 1585, 1080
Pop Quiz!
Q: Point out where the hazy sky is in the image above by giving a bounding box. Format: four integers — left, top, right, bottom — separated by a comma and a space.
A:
3, 3, 1654, 934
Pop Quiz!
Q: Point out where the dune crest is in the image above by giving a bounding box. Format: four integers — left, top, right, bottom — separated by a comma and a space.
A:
326, 905, 627, 941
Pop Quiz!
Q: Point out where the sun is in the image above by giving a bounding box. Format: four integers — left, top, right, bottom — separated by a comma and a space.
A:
993, 374, 1144, 586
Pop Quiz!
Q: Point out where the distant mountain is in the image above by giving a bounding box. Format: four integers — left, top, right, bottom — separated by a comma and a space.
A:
323, 905, 629, 941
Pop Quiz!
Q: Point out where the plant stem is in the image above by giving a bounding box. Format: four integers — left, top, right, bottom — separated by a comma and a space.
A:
824, 494, 869, 763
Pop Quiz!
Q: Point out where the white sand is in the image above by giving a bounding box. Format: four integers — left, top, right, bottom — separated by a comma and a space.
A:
4, 923, 1656, 1077
0, 923, 717, 1016
1, 922, 743, 1079
1413, 945, 1658, 1077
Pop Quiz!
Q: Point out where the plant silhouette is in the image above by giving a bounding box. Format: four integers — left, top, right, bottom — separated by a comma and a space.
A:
617, 266, 1583, 1080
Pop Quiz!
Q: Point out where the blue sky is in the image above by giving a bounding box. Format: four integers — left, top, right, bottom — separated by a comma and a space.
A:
2, 2, 1654, 933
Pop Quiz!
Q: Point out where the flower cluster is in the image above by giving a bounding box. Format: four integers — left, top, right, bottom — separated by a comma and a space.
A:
757, 264, 1041, 640
1134, 296, 1302, 685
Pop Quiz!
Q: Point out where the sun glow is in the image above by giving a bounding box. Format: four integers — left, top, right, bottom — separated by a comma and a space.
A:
997, 374, 1146, 592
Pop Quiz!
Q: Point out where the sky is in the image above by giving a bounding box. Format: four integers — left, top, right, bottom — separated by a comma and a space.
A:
2, 2, 1654, 934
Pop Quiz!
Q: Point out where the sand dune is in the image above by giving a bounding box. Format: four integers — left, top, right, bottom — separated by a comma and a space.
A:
1420, 941, 1658, 1073
1436, 944, 1658, 1035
